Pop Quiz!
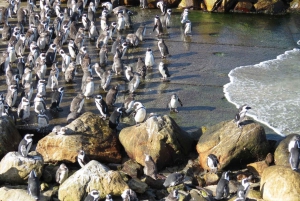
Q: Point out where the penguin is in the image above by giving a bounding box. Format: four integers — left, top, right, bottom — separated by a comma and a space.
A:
92, 62, 104, 79
100, 13, 108, 32
84, 189, 100, 201
22, 67, 32, 86
215, 171, 230, 200
65, 61, 76, 82
145, 48, 155, 68
5, 64, 14, 86
69, 93, 85, 114
36, 32, 49, 52
153, 15, 163, 36
15, 34, 26, 57
165, 189, 179, 201
124, 94, 136, 114
60, 50, 71, 73
37, 110, 49, 132
184, 20, 192, 36
76, 46, 87, 67
81, 54, 91, 70
17, 97, 30, 122
6, 84, 18, 108
106, 85, 118, 107
0, 94, 5, 117
99, 46, 108, 67
101, 70, 112, 92
34, 93, 46, 114
67, 111, 79, 124
87, 2, 95, 22
128, 73, 140, 94
56, 127, 67, 135
207, 154, 219, 173
162, 9, 172, 28
105, 194, 113, 201
157, 0, 167, 15
168, 93, 183, 113
82, 13, 90, 31
132, 102, 146, 125
2, 22, 12, 41
18, 133, 34, 157
180, 9, 189, 24
108, 22, 117, 40
158, 61, 170, 81
77, 150, 90, 168
112, 52, 123, 75
56, 163, 69, 184
37, 79, 47, 98
135, 23, 146, 42
116, 12, 125, 32
109, 107, 123, 130
16, 56, 25, 79
140, 0, 148, 9
7, 44, 18, 63
27, 170, 40, 200
121, 189, 138, 201
158, 39, 169, 58
81, 66, 93, 91
163, 172, 184, 187
122, 9, 133, 29
68, 40, 79, 59
143, 154, 157, 180
96, 28, 109, 48
235, 104, 251, 128
50, 87, 64, 112
102, 2, 113, 14
289, 147, 300, 171
125, 66, 134, 82
288, 135, 300, 152
82, 76, 94, 99
235, 177, 250, 201
22, 82, 33, 102
126, 33, 139, 47
89, 21, 99, 41
95, 95, 109, 119
45, 44, 57, 66
47, 63, 59, 91
34, 56, 47, 82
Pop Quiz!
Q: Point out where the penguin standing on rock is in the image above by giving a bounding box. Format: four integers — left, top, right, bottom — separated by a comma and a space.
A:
109, 107, 123, 130
28, 170, 40, 201
235, 177, 250, 201
56, 163, 69, 184
50, 87, 64, 112
95, 95, 109, 119
77, 150, 90, 168
84, 190, 100, 201
289, 145, 300, 171
132, 101, 146, 126
215, 171, 230, 200
167, 93, 183, 113
143, 154, 157, 179
163, 172, 184, 187
18, 134, 34, 157
235, 104, 251, 128
207, 154, 219, 173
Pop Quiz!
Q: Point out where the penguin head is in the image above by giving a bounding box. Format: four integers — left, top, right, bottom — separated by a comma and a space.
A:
90, 190, 100, 199
29, 170, 37, 178
117, 107, 123, 114
59, 49, 65, 55
95, 95, 102, 100
155, 15, 159, 20
106, 194, 112, 200
111, 22, 117, 27
147, 48, 152, 52
78, 150, 85, 156
68, 40, 74, 45
59, 163, 68, 170
58, 87, 64, 93
171, 93, 178, 99
24, 134, 34, 142
50, 44, 57, 50
167, 9, 172, 14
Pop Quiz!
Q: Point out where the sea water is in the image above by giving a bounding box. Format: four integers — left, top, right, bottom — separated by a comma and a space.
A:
224, 48, 300, 136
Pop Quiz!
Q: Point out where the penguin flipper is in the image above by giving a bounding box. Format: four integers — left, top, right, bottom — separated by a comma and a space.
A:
153, 24, 157, 32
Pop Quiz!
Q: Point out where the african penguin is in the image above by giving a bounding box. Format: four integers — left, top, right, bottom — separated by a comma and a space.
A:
109, 107, 123, 130
27, 170, 40, 200
34, 93, 46, 114
18, 134, 34, 157
184, 20, 192, 36
145, 48, 155, 68
121, 189, 138, 201
56, 163, 69, 184
153, 15, 163, 36
143, 154, 157, 180
37, 110, 49, 132
215, 171, 230, 200
17, 97, 30, 122
235, 177, 250, 201
165, 189, 179, 201
70, 93, 85, 114
158, 62, 170, 81
77, 150, 90, 168
95, 95, 109, 120
235, 104, 251, 128
6, 84, 18, 108
158, 39, 169, 58
106, 85, 118, 107
50, 87, 64, 112
168, 93, 183, 113
84, 189, 100, 201
133, 102, 146, 126
163, 172, 184, 187
207, 154, 219, 173
128, 73, 140, 94
289, 147, 300, 171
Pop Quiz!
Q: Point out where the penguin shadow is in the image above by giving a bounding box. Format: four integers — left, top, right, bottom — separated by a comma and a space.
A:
180, 106, 216, 112
168, 62, 192, 68
171, 52, 198, 59
239, 119, 255, 127
171, 74, 199, 80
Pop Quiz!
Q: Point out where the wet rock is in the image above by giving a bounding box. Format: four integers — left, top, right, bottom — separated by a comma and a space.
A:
36, 112, 122, 164
260, 165, 300, 201
0, 152, 44, 184
128, 178, 148, 193
196, 119, 270, 171
119, 115, 194, 170
274, 133, 299, 167
58, 160, 128, 200
0, 116, 22, 159
0, 186, 51, 201
122, 159, 144, 178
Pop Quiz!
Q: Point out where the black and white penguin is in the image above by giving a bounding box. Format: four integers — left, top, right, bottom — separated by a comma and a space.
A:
168, 93, 183, 113
143, 154, 157, 179
100, 12, 108, 32
109, 107, 123, 130
163, 172, 184, 187
135, 23, 146, 42
50, 87, 64, 112
37, 79, 47, 98
34, 93, 46, 114
96, 28, 109, 48
95, 95, 109, 119
45, 44, 57, 66
37, 110, 49, 132
184, 20, 192, 36
235, 104, 251, 128
84, 189, 100, 201
70, 93, 85, 114
235, 177, 250, 201
60, 50, 71, 73
56, 163, 69, 184
68, 40, 79, 59
6, 84, 18, 108
124, 66, 134, 82
22, 67, 32, 86
7, 44, 18, 63
158, 39, 169, 58
123, 94, 136, 114
89, 21, 99, 41
288, 135, 300, 152
2, 22, 12, 41
47, 63, 59, 91
0, 52, 10, 73
207, 154, 219, 173
76, 46, 87, 67
121, 189, 138, 201
289, 147, 300, 171
27, 170, 40, 200
22, 82, 33, 102
0, 94, 4, 117
162, 9, 172, 28
158, 61, 170, 81
77, 150, 90, 168
145, 48, 155, 68
157, 0, 167, 15
16, 56, 25, 79
140, 0, 148, 9
180, 9, 189, 24
82, 76, 94, 99
116, 12, 125, 32
106, 85, 118, 107
108, 22, 117, 40
18, 133, 34, 157
17, 97, 30, 122
153, 15, 163, 36
88, 2, 95, 22
105, 194, 113, 201
133, 102, 146, 125
15, 34, 26, 57
215, 171, 230, 200
102, 2, 113, 14
128, 73, 140, 94
165, 189, 179, 201
122, 9, 133, 29
101, 70, 112, 92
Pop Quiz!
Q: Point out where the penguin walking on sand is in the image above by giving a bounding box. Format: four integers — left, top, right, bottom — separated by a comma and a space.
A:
28, 170, 40, 201
70, 93, 85, 114
168, 93, 183, 113
18, 134, 34, 157
207, 154, 219, 173
50, 87, 64, 112
159, 62, 170, 81
163, 172, 184, 187
145, 48, 155, 68
37, 110, 49, 132
95, 95, 109, 119
132, 102, 146, 126
106, 85, 119, 107
77, 150, 90, 168
144, 154, 157, 179
153, 15, 163, 36
158, 39, 169, 58
109, 107, 123, 130
17, 97, 30, 123
56, 163, 69, 184
215, 171, 230, 200
84, 190, 100, 201
235, 104, 251, 128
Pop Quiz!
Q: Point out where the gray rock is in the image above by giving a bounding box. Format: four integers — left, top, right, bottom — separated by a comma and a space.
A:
0, 186, 50, 201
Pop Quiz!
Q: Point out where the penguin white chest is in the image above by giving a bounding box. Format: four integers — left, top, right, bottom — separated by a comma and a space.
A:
170, 98, 178, 108
135, 108, 146, 123
145, 53, 154, 67
38, 117, 48, 128
84, 82, 95, 96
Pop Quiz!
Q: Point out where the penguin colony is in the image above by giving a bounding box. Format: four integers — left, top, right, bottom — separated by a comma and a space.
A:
1, 0, 259, 200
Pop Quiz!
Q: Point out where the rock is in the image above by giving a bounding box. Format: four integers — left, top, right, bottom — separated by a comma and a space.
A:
0, 186, 50, 201
247, 161, 269, 176
122, 159, 144, 178
204, 0, 219, 11
255, 0, 289, 14
141, 176, 165, 189
128, 178, 148, 193
203, 173, 219, 185
265, 153, 273, 165
119, 115, 194, 170
234, 2, 254, 12
189, 189, 210, 201
58, 160, 128, 200
196, 119, 269, 171
0, 116, 22, 159
36, 112, 122, 164
274, 133, 300, 168
178, 0, 197, 9
0, 152, 44, 184
260, 165, 300, 201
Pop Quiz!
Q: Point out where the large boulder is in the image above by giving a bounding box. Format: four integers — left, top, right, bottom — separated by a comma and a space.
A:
58, 160, 128, 200
36, 112, 122, 164
0, 116, 22, 159
274, 133, 300, 168
0, 152, 44, 184
196, 119, 269, 171
0, 186, 51, 201
260, 165, 300, 201
119, 115, 194, 170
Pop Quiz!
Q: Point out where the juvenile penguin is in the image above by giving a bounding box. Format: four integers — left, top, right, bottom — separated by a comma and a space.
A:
56, 163, 69, 184
37, 110, 49, 132
109, 107, 123, 130
135, 23, 146, 42
95, 95, 109, 119
82, 76, 95, 99
235, 104, 251, 128
136, 57, 147, 79
65, 61, 76, 82
84, 189, 100, 201
153, 15, 163, 36
77, 150, 90, 168
128, 73, 140, 94
145, 48, 155, 68
17, 97, 30, 122
99, 46, 108, 67
27, 170, 40, 200
18, 133, 34, 157
124, 94, 136, 114
50, 87, 64, 112
159, 61, 170, 81
207, 154, 219, 173
133, 101, 146, 125
125, 66, 134, 82
106, 85, 118, 107
22, 82, 33, 102
158, 39, 169, 58
144, 154, 157, 180
168, 93, 183, 113
163, 172, 184, 187
70, 93, 85, 114
60, 50, 71, 73
215, 171, 230, 200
